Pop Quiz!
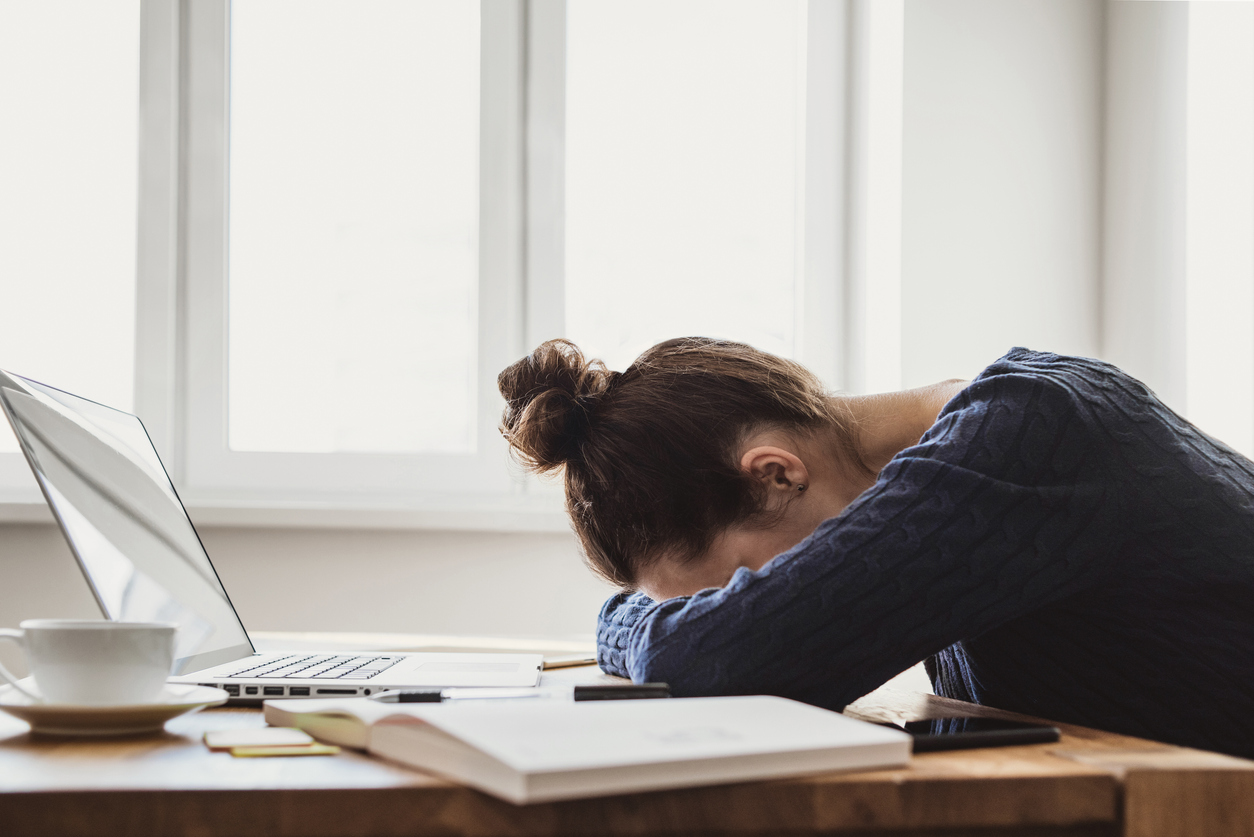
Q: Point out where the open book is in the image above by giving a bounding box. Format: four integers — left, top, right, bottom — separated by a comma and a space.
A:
264, 695, 911, 804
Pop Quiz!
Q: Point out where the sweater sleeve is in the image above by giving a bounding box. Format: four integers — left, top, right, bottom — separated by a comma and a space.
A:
599, 361, 1121, 710
595, 591, 657, 677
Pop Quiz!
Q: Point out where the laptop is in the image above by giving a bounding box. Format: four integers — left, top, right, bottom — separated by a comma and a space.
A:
0, 369, 542, 703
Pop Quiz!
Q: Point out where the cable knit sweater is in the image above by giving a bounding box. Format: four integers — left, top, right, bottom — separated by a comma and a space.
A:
596, 349, 1254, 758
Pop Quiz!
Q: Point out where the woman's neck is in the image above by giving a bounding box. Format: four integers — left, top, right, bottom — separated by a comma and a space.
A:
841, 379, 968, 475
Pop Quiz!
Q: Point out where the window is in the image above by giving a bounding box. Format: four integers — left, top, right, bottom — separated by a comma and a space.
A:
0, 0, 852, 525
227, 0, 480, 455
181, 0, 518, 504
25, 2, 1241, 526
0, 1, 140, 479
177, 0, 848, 517
565, 0, 807, 371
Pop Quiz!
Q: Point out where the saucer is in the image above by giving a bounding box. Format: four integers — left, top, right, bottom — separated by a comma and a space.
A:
0, 683, 229, 736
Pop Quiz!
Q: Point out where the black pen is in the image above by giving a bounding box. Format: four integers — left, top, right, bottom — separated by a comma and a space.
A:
370, 683, 671, 703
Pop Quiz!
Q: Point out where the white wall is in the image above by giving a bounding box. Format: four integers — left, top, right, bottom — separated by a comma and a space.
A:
899, 0, 1105, 388
1102, 1, 1254, 453
1101, 0, 1188, 408
0, 522, 612, 677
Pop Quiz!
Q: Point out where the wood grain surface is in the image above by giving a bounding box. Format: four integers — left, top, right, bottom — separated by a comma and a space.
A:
0, 634, 1250, 837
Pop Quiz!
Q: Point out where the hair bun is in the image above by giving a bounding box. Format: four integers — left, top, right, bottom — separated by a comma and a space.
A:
498, 339, 618, 472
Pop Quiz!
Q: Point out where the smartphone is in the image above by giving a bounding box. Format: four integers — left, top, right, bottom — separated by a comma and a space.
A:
896, 716, 1061, 752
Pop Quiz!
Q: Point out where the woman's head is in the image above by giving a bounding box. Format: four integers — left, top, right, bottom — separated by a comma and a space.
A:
497, 338, 865, 597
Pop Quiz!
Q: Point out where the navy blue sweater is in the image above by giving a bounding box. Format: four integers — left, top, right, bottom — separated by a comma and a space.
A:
596, 349, 1254, 758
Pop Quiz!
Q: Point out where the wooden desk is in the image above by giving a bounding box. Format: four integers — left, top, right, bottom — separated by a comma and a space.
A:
1, 634, 1251, 837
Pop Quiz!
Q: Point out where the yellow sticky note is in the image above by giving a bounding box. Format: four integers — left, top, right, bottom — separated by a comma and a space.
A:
229, 743, 341, 758
205, 727, 315, 751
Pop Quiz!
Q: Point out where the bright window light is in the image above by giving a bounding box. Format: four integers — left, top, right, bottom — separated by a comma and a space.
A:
227, 0, 480, 453
565, 0, 807, 372
0, 1, 140, 453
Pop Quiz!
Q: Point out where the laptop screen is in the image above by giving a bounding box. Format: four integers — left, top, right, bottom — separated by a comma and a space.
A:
0, 370, 253, 674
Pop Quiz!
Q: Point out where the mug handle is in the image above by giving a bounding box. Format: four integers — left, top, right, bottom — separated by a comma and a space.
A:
0, 629, 42, 702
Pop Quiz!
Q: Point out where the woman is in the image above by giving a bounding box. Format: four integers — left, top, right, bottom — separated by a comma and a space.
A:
497, 338, 1254, 758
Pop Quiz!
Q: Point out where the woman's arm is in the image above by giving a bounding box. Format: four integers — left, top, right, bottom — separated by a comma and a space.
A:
597, 369, 1116, 709
596, 591, 655, 677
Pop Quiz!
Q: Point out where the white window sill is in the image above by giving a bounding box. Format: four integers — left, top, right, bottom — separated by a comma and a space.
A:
0, 491, 572, 533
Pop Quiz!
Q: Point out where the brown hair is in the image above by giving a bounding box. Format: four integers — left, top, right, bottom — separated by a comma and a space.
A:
497, 338, 863, 587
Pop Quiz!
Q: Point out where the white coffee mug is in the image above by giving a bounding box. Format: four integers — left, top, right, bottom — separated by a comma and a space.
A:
0, 619, 177, 706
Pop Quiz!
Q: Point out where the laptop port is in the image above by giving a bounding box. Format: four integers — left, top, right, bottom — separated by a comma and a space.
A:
223, 684, 240, 696
245, 686, 258, 695
315, 688, 356, 695
262, 686, 284, 696
289, 687, 310, 696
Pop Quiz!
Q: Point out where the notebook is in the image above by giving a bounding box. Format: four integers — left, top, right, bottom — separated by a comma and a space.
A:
264, 695, 913, 803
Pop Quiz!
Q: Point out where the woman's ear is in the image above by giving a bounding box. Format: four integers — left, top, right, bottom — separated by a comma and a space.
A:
739, 445, 811, 497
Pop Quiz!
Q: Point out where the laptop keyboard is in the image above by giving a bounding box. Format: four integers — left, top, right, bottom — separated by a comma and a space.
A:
226, 654, 404, 680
